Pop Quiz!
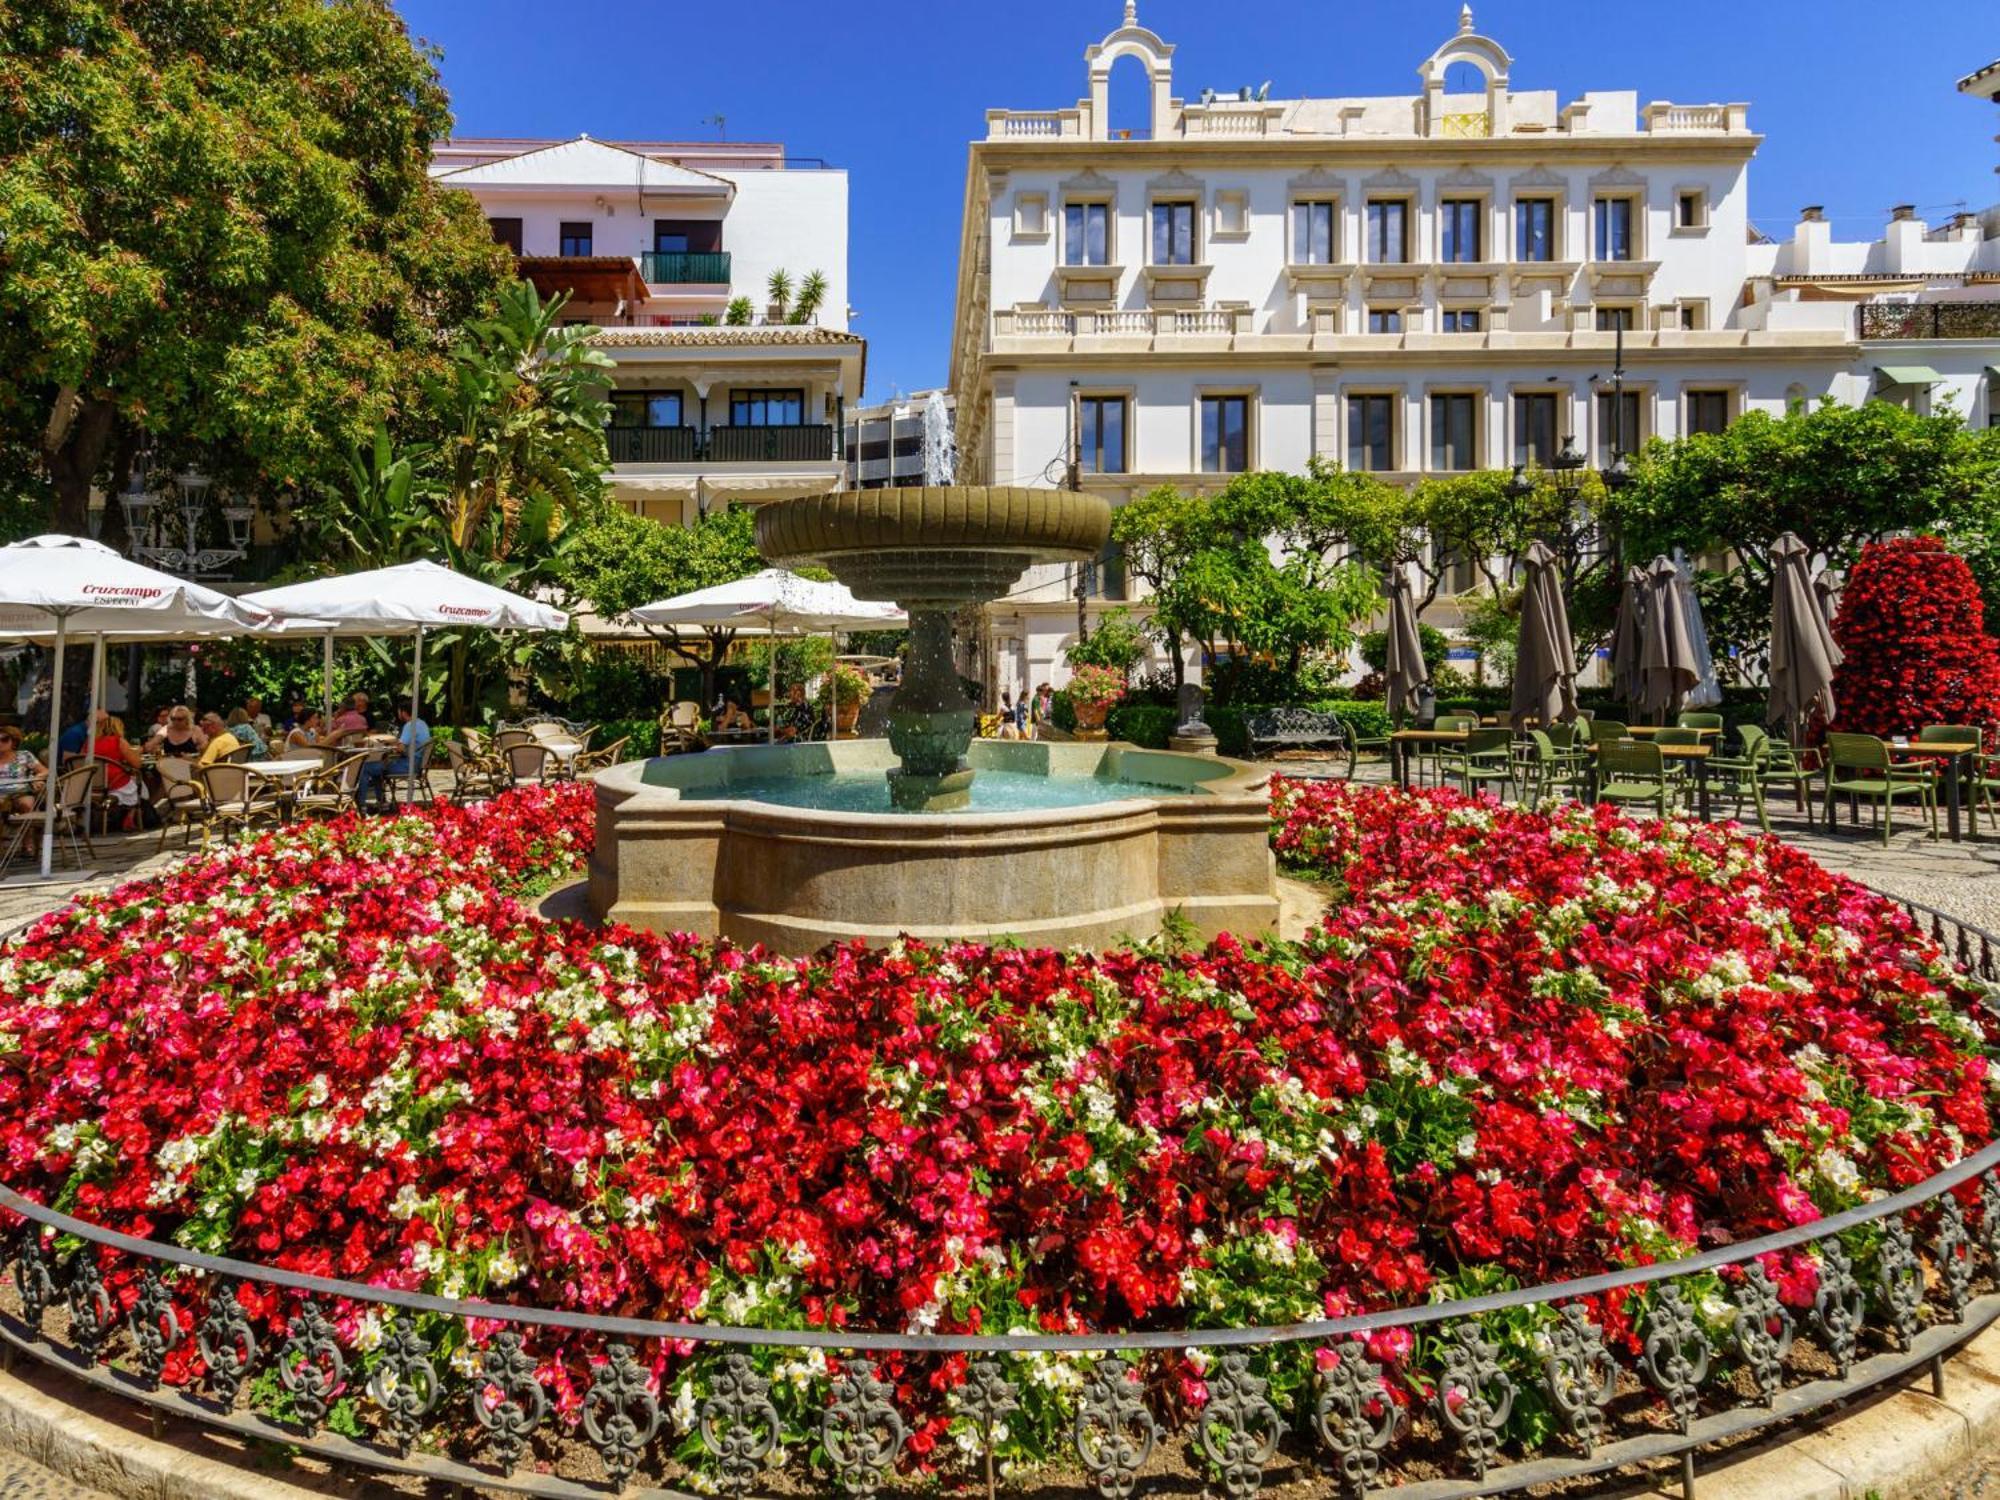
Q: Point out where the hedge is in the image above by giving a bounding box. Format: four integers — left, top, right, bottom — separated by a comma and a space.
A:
1106, 700, 1393, 755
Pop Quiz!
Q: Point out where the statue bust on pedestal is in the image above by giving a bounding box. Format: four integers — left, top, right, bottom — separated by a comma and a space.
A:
1169, 681, 1219, 756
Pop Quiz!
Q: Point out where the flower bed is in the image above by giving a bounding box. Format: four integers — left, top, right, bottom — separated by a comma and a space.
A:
0, 781, 1991, 1478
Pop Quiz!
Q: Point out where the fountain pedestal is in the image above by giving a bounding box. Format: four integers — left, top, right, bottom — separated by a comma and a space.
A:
884, 609, 976, 811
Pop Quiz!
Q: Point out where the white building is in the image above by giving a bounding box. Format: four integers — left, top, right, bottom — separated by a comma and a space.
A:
948, 4, 2000, 697
433, 136, 863, 525
843, 391, 955, 489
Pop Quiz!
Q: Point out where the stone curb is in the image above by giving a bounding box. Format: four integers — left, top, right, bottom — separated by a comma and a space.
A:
4, 1329, 2000, 1500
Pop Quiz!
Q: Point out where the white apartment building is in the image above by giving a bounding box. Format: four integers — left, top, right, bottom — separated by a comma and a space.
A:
949, 4, 2000, 698
433, 136, 862, 526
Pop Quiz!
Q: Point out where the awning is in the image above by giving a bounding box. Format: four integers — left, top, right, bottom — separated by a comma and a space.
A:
1874, 365, 1945, 390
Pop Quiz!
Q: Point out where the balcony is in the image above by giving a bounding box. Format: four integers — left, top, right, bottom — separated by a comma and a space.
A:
607, 426, 699, 464
640, 251, 732, 285
608, 424, 835, 465
707, 424, 835, 463
1859, 302, 2000, 340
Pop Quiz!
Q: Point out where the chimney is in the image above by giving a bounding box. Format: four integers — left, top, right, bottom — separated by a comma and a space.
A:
1791, 207, 1832, 273
1800, 205, 1824, 222
1891, 203, 1917, 221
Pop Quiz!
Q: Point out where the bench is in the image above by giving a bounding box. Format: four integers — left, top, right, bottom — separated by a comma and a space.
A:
1245, 708, 1358, 778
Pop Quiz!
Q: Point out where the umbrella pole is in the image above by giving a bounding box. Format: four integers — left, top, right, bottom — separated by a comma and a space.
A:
410, 625, 424, 729
84, 633, 104, 816
322, 634, 334, 728
767, 608, 778, 745
40, 614, 68, 879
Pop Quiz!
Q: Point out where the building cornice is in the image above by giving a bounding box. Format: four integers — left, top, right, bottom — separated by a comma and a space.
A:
963, 136, 1763, 173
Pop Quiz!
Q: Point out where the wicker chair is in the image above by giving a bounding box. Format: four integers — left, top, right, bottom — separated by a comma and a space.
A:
445, 740, 503, 803
291, 754, 369, 821
576, 736, 632, 775
196, 764, 283, 847
503, 742, 556, 788
0, 764, 100, 873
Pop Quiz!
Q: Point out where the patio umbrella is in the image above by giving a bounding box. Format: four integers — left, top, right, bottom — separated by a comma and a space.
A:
243, 560, 569, 732
1382, 570, 1429, 726
1609, 565, 1648, 713
1639, 555, 1700, 722
0, 535, 269, 877
631, 569, 906, 743
1768, 531, 1843, 737
1511, 541, 1579, 730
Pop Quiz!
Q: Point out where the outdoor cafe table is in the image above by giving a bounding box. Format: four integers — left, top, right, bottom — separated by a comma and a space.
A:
1388, 727, 1468, 789
1584, 741, 1715, 820
1881, 739, 1981, 843
245, 758, 325, 821
1624, 724, 1723, 740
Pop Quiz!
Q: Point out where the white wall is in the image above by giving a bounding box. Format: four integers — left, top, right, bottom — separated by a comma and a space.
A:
713, 170, 851, 329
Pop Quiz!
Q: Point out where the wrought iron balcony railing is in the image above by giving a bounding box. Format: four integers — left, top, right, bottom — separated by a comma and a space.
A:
1859, 301, 2000, 340
639, 251, 732, 285
606, 426, 699, 464
604, 424, 836, 466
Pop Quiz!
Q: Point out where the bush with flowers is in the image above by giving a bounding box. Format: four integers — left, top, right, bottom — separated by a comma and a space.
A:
0, 780, 1991, 1479
1830, 534, 2000, 740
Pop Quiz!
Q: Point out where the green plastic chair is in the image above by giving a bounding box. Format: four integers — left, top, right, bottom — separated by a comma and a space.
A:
1412, 714, 1478, 787
1443, 727, 1514, 799
1596, 739, 1675, 818
1708, 724, 1773, 832
1515, 729, 1589, 804
1823, 731, 1937, 846
1676, 711, 1725, 732
1587, 719, 1629, 746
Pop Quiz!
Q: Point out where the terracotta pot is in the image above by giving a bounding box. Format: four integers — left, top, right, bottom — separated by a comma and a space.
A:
834, 701, 861, 736
1073, 699, 1110, 732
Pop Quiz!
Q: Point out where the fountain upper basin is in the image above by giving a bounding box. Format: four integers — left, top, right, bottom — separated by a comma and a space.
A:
588, 739, 1279, 954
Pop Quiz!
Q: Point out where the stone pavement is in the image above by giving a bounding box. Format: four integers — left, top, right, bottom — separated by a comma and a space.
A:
0, 1450, 106, 1498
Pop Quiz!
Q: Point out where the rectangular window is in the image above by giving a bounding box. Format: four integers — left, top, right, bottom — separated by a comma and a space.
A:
654, 219, 721, 254
1430, 394, 1477, 472
1367, 308, 1403, 334
1514, 392, 1559, 466
559, 221, 594, 257
1686, 390, 1731, 436
1151, 201, 1196, 265
1078, 396, 1127, 475
1064, 202, 1110, 266
1440, 198, 1483, 263
1291, 200, 1336, 264
1595, 306, 1635, 332
1595, 391, 1642, 466
1347, 395, 1395, 473
1515, 198, 1555, 262
1442, 309, 1481, 333
611, 392, 684, 428
1200, 395, 1249, 473
730, 389, 805, 426
1365, 200, 1408, 263
1676, 192, 1704, 229
1593, 197, 1634, 261
487, 217, 523, 254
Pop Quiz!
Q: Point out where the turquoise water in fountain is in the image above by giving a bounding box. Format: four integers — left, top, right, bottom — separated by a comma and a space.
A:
679, 769, 1192, 814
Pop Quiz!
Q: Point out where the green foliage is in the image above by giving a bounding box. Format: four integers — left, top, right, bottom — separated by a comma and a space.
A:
817, 661, 871, 710
0, 0, 514, 529
791, 270, 829, 325
1459, 586, 1521, 687
724, 296, 754, 327
1359, 622, 1450, 677
1105, 703, 1177, 748
1064, 607, 1148, 677
739, 635, 834, 692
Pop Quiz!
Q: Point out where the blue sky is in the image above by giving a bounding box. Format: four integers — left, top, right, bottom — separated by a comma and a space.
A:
400, 0, 2000, 402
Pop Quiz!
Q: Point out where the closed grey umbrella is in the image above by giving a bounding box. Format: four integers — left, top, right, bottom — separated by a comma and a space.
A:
1383, 570, 1430, 725
1639, 554, 1699, 722
1512, 540, 1579, 729
1609, 565, 1648, 713
1769, 531, 1843, 735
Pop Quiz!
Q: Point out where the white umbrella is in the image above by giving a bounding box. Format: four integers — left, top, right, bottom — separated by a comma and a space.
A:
0, 535, 270, 877
243, 560, 569, 732
630, 570, 904, 742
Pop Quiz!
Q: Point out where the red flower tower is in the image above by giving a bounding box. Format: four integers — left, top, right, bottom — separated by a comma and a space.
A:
1830, 536, 2000, 740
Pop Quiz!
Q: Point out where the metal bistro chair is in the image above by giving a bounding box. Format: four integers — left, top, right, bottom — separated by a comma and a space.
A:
195, 763, 283, 847
1595, 739, 1677, 819
660, 701, 702, 754
576, 736, 632, 776
444, 740, 503, 803
503, 742, 557, 789
377, 739, 435, 808
493, 728, 535, 757
0, 764, 100, 874
153, 756, 203, 851
1823, 731, 1937, 847
291, 753, 369, 821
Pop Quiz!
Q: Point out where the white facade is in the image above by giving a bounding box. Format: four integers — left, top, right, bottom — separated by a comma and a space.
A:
950, 5, 2000, 696
435, 136, 861, 527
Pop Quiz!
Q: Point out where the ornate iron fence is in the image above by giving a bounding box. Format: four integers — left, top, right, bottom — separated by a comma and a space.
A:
1858, 301, 2000, 340
0, 894, 1998, 1499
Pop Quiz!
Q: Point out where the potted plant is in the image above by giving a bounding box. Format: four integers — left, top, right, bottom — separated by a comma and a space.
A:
818, 662, 872, 737
1062, 664, 1127, 737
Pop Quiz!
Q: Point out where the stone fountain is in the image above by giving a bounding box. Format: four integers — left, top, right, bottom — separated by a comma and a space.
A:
755, 486, 1110, 810
587, 486, 1279, 953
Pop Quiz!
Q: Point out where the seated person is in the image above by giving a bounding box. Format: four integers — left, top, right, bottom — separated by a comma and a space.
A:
56, 712, 97, 763
285, 710, 324, 752
0, 727, 46, 813
355, 705, 431, 811
775, 682, 817, 742
713, 693, 755, 733
242, 696, 273, 736
195, 712, 244, 768
328, 692, 371, 740
93, 716, 150, 832
226, 708, 271, 761
148, 706, 206, 760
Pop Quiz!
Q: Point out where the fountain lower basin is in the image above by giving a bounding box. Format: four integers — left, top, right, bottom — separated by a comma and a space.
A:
588, 740, 1279, 954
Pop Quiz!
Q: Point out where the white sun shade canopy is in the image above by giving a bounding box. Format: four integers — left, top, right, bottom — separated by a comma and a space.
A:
630, 569, 906, 634
242, 559, 568, 634
0, 535, 273, 636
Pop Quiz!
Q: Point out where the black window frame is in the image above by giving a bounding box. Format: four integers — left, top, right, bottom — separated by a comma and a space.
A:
1514, 198, 1555, 262
1430, 393, 1478, 472
1685, 389, 1731, 437
610, 392, 684, 429
1199, 394, 1249, 474
1366, 308, 1403, 334
1594, 306, 1635, 332
729, 388, 806, 427
1064, 201, 1111, 267
1291, 199, 1336, 265
1347, 394, 1395, 473
1595, 390, 1643, 466
1441, 309, 1481, 333
1078, 395, 1128, 475
558, 220, 594, 257
1593, 196, 1635, 262
488, 216, 523, 254
1440, 198, 1483, 263
1513, 392, 1560, 467
1365, 199, 1408, 264
1151, 200, 1197, 266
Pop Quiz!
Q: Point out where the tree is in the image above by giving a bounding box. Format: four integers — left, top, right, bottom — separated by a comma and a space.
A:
1830, 536, 2000, 738
0, 0, 513, 530
552, 506, 764, 707
1063, 607, 1147, 680
1110, 485, 1211, 693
